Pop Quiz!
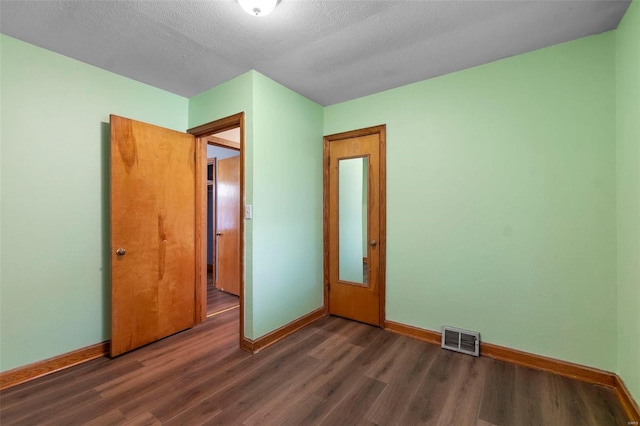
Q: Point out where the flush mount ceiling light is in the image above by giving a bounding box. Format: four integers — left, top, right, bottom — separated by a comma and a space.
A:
238, 0, 279, 17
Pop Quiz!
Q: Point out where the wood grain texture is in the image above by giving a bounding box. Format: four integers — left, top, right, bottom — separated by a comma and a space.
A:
323, 125, 386, 326
237, 114, 246, 351
615, 374, 640, 423
188, 112, 246, 351
187, 112, 244, 137
385, 319, 619, 389
0, 314, 629, 425
243, 307, 326, 353
110, 115, 196, 357
482, 341, 617, 388
205, 158, 217, 319
0, 342, 108, 391
385, 320, 441, 345
206, 135, 240, 150
207, 270, 239, 316
365, 337, 438, 425
324, 124, 388, 142
477, 358, 517, 425
323, 139, 331, 316
215, 156, 240, 296
377, 126, 386, 326
194, 136, 207, 324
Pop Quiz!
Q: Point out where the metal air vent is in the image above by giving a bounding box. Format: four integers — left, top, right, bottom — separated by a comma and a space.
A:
441, 326, 480, 357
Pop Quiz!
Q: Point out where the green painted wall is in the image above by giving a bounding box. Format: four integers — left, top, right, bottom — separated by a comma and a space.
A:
250, 72, 324, 338
616, 0, 640, 402
0, 35, 188, 371
325, 33, 617, 371
188, 71, 324, 339
188, 71, 256, 336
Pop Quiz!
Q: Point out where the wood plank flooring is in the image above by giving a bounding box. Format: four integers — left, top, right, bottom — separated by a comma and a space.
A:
207, 271, 239, 316
0, 312, 629, 425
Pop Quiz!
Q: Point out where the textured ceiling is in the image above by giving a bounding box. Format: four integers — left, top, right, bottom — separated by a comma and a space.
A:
0, 0, 631, 106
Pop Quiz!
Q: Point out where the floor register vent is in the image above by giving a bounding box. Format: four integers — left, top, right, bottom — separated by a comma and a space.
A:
441, 326, 480, 357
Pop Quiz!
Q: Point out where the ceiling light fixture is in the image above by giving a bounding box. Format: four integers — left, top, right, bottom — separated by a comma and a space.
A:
238, 0, 279, 17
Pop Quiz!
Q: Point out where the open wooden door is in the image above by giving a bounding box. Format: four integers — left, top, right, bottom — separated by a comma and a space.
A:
215, 156, 240, 296
110, 115, 196, 357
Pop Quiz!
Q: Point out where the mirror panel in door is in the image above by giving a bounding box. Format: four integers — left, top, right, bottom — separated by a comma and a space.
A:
338, 157, 368, 285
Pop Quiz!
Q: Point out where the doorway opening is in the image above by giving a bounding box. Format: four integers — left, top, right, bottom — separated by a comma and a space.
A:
206, 131, 240, 317
188, 112, 246, 347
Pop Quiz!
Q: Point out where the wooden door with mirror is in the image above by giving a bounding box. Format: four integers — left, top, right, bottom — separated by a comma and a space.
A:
324, 125, 386, 326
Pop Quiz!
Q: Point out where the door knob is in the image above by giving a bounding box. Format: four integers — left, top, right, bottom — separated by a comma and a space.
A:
216, 232, 222, 236
369, 240, 377, 247
115, 248, 126, 256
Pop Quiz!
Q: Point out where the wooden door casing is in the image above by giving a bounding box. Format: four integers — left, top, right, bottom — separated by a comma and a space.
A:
324, 125, 386, 327
110, 115, 196, 357
216, 156, 241, 296
207, 158, 217, 284
188, 112, 245, 345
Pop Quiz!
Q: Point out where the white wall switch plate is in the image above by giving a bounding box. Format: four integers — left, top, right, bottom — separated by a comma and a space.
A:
245, 204, 252, 220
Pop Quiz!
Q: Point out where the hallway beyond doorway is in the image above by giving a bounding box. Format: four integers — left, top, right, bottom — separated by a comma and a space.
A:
207, 270, 239, 317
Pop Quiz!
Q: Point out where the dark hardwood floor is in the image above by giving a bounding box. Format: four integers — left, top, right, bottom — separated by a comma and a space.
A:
0, 311, 628, 425
207, 270, 239, 316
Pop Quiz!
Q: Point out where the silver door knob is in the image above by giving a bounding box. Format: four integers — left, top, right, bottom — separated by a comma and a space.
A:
115, 248, 126, 256
369, 240, 377, 247
216, 232, 222, 237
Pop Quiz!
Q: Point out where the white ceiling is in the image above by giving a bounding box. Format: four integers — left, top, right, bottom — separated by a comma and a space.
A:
0, 0, 631, 106
207, 144, 240, 159
215, 128, 241, 143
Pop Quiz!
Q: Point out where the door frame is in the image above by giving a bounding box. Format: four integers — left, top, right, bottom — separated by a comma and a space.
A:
323, 124, 387, 327
188, 112, 246, 347
207, 158, 216, 281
